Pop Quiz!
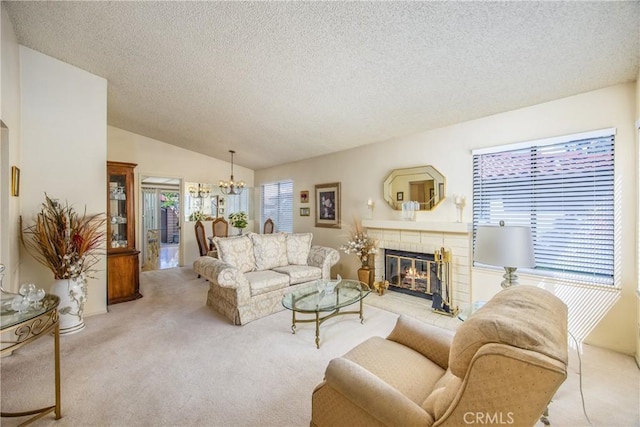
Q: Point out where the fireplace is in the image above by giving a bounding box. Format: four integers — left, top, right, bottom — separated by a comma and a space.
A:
384, 249, 442, 300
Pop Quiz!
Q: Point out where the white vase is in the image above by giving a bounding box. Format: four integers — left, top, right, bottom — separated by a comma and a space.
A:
50, 278, 87, 335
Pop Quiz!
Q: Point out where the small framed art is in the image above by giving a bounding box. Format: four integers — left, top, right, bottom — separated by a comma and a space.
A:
315, 182, 341, 228
300, 207, 310, 216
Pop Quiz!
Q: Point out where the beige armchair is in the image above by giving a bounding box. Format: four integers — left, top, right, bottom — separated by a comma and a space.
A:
311, 286, 568, 427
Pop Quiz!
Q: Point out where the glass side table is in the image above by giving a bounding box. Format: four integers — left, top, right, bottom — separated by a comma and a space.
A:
1, 293, 61, 425
457, 300, 486, 321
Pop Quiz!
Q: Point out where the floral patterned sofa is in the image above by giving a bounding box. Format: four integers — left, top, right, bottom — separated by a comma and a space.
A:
193, 232, 339, 325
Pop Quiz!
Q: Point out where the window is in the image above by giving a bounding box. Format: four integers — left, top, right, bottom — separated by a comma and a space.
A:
261, 180, 293, 233
473, 129, 615, 286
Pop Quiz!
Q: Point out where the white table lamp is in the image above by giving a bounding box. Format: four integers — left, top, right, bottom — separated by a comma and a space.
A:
474, 222, 535, 288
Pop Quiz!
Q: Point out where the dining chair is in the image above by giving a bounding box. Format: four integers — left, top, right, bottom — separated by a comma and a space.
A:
194, 221, 208, 278
212, 217, 229, 238
263, 218, 275, 234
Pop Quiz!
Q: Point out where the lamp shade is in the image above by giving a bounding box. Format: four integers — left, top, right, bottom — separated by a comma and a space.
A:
474, 225, 535, 268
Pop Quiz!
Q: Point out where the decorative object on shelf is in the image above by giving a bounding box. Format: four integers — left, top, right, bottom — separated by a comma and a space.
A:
228, 211, 248, 235
315, 182, 341, 228
340, 219, 378, 288
432, 247, 458, 316
401, 201, 419, 220
219, 150, 245, 195
474, 221, 535, 288
372, 280, 389, 296
21, 194, 105, 335
454, 194, 466, 223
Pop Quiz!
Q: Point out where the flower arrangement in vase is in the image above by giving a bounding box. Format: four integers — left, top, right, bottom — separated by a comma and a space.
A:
228, 211, 248, 235
21, 194, 105, 335
339, 220, 378, 266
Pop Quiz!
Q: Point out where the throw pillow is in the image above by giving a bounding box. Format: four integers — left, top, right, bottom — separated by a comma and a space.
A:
286, 233, 312, 265
250, 233, 289, 271
213, 235, 256, 273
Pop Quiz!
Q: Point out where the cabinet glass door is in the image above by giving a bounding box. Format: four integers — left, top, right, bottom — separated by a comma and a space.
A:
109, 173, 129, 249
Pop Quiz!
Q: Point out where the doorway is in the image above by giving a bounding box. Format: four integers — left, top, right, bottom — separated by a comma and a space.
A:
141, 176, 181, 270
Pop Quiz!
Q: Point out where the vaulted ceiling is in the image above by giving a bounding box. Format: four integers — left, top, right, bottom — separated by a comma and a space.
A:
4, 1, 639, 170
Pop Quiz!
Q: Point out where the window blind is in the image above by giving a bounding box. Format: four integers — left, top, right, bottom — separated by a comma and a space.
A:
473, 132, 615, 285
261, 180, 293, 233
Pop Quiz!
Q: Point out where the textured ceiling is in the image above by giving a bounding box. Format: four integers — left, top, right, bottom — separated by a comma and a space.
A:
4, 1, 639, 170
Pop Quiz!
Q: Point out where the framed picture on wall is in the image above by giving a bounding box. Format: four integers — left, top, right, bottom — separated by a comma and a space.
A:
396, 191, 403, 201
300, 191, 309, 203
315, 182, 341, 228
300, 207, 310, 216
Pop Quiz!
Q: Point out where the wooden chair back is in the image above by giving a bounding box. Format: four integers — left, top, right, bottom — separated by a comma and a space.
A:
212, 217, 229, 238
263, 218, 275, 234
194, 221, 208, 256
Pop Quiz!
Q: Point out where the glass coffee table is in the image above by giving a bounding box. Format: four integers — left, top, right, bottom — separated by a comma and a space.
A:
1, 293, 61, 424
282, 279, 370, 349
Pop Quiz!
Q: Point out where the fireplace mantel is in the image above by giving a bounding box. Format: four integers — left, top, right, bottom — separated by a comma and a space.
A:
362, 220, 471, 234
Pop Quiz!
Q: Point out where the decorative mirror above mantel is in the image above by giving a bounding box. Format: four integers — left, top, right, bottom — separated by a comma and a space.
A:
383, 165, 446, 211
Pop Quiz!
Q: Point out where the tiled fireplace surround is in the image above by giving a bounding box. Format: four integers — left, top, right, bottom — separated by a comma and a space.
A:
362, 220, 472, 312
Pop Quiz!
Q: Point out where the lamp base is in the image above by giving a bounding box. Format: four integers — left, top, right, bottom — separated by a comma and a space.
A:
501, 267, 519, 288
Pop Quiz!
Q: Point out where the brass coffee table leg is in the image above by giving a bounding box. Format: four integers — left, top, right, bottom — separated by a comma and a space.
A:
315, 311, 320, 349
291, 310, 296, 334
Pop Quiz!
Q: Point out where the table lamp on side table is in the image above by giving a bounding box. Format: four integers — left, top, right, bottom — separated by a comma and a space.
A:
474, 221, 535, 288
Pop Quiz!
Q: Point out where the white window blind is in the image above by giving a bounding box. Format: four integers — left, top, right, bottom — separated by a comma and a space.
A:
473, 131, 615, 285
261, 180, 293, 233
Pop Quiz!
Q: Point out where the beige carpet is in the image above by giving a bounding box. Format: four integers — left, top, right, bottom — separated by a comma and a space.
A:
1, 267, 638, 427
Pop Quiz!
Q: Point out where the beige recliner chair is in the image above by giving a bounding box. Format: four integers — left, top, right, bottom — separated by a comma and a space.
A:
311, 286, 568, 427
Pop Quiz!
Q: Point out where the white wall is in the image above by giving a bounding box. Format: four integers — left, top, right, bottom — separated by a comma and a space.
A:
107, 126, 255, 267
0, 4, 22, 291
256, 82, 638, 355
19, 47, 107, 316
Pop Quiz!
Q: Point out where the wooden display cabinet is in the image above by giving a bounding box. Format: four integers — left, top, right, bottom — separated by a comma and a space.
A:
107, 161, 142, 304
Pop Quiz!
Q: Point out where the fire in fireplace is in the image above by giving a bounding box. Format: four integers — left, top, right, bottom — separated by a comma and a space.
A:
384, 249, 442, 300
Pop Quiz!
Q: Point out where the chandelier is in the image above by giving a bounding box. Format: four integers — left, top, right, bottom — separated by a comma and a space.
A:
219, 150, 245, 195
188, 183, 211, 199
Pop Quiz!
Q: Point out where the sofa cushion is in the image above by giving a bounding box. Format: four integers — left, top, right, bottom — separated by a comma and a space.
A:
245, 270, 290, 297
250, 233, 289, 271
272, 265, 322, 285
286, 232, 313, 265
213, 235, 256, 273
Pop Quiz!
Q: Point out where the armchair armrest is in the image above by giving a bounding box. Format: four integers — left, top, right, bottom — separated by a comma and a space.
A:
307, 246, 340, 279
387, 315, 454, 370
323, 357, 433, 427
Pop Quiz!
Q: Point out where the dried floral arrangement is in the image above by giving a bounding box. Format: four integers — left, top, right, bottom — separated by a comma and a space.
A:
340, 219, 378, 265
21, 194, 106, 285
